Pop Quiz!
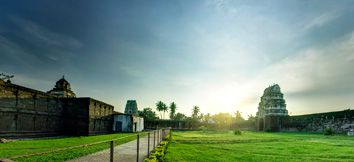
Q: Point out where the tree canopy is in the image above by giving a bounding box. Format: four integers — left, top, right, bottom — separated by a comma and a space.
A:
174, 112, 187, 120
138, 108, 158, 120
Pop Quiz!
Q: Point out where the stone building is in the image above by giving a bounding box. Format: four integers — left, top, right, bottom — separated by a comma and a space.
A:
0, 77, 114, 137
62, 98, 114, 136
257, 84, 288, 131
113, 100, 144, 132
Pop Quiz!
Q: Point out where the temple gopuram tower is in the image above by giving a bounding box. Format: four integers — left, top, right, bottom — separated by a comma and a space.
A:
257, 84, 288, 131
124, 100, 139, 115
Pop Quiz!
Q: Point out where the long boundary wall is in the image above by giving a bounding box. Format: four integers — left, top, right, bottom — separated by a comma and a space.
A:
283, 110, 354, 133
0, 80, 64, 137
0, 80, 114, 137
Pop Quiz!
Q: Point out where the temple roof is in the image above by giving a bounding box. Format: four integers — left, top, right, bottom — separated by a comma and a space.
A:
55, 76, 71, 90
47, 76, 76, 98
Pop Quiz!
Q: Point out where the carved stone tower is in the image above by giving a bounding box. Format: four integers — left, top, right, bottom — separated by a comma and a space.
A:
47, 76, 76, 98
257, 84, 288, 131
124, 100, 139, 115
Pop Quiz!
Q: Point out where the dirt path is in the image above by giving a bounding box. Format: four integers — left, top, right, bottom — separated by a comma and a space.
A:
68, 135, 158, 162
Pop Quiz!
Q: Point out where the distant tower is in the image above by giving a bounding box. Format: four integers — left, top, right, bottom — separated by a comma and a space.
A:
47, 76, 76, 98
124, 100, 139, 115
257, 84, 288, 131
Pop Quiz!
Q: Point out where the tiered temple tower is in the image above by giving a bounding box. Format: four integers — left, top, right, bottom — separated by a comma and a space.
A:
124, 100, 139, 115
257, 84, 288, 131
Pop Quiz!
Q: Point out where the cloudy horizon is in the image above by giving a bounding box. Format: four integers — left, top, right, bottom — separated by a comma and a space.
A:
1, 0, 354, 118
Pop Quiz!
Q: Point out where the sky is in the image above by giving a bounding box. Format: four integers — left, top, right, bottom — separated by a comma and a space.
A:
1, 0, 354, 118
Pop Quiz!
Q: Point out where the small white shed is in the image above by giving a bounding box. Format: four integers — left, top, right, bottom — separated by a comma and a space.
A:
113, 114, 144, 132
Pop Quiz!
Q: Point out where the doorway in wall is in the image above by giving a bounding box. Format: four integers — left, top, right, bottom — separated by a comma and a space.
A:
115, 121, 122, 132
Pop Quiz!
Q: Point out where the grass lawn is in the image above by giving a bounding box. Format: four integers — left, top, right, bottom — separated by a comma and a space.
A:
0, 133, 141, 161
165, 130, 354, 162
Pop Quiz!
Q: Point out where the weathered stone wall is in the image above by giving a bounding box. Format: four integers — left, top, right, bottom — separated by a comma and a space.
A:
282, 110, 354, 133
0, 80, 115, 137
0, 80, 64, 137
61, 98, 89, 136
88, 98, 114, 135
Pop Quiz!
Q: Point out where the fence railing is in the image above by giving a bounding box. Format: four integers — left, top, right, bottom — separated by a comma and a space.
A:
6, 128, 171, 162
107, 128, 171, 162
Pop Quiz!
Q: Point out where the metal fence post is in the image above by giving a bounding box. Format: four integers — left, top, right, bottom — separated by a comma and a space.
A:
147, 132, 150, 157
163, 129, 165, 140
110, 141, 114, 162
160, 129, 162, 142
161, 129, 164, 140
158, 129, 160, 144
153, 130, 156, 147
137, 134, 140, 162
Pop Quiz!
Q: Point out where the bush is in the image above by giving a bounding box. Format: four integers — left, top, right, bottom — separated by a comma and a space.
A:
234, 130, 242, 135
144, 139, 170, 162
323, 128, 335, 136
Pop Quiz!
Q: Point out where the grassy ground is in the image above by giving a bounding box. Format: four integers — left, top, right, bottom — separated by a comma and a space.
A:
165, 130, 354, 162
0, 133, 141, 161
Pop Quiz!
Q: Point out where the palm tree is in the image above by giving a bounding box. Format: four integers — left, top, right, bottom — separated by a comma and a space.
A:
156, 101, 167, 119
169, 102, 177, 119
192, 106, 200, 119
162, 103, 168, 119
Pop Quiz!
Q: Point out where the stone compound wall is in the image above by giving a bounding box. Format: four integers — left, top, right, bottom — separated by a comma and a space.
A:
0, 80, 114, 137
282, 110, 354, 133
88, 98, 114, 135
62, 98, 114, 136
0, 80, 64, 137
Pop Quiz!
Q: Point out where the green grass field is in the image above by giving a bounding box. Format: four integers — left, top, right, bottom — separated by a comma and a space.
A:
0, 133, 140, 161
165, 131, 354, 162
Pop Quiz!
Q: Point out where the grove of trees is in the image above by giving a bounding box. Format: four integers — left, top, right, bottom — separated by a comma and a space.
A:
139, 101, 256, 130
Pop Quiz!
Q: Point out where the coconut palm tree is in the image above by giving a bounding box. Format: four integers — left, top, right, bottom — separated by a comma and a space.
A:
161, 103, 168, 119
192, 106, 200, 119
156, 101, 165, 119
169, 102, 177, 119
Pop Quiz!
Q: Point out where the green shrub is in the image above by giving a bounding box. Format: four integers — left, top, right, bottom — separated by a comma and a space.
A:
323, 128, 335, 136
144, 139, 170, 162
165, 134, 172, 142
234, 130, 242, 135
